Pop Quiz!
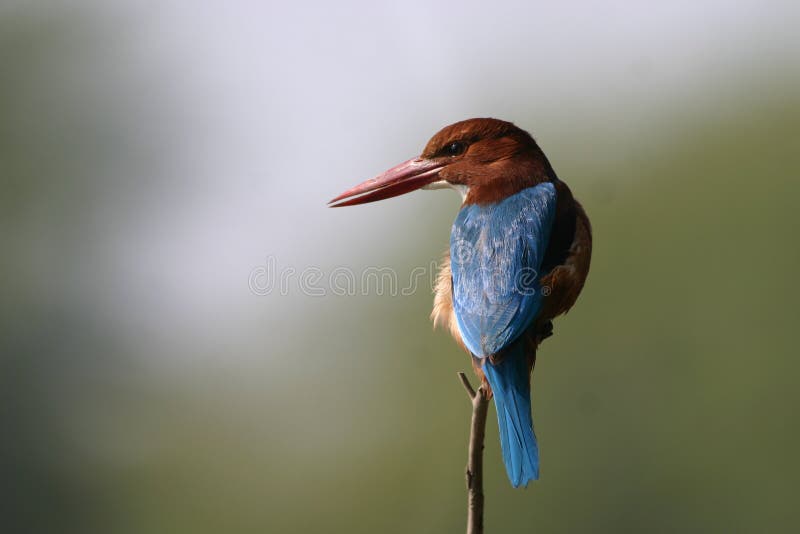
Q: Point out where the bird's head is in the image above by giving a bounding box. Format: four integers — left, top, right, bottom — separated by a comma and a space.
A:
328, 118, 556, 207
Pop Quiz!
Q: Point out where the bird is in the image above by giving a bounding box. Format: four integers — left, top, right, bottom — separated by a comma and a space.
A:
329, 118, 592, 488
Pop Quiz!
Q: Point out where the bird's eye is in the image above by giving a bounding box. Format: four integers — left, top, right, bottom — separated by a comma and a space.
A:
442, 141, 466, 157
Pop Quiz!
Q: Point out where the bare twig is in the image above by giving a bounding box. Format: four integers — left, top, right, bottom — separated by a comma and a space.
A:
458, 372, 490, 534
458, 371, 477, 399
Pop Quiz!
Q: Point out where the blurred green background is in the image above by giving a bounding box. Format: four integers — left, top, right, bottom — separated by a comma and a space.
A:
2, 1, 799, 533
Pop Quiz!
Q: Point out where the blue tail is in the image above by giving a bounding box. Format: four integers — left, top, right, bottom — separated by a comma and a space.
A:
482, 344, 539, 487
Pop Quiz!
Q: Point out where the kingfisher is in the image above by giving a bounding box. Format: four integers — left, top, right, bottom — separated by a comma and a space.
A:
329, 118, 592, 487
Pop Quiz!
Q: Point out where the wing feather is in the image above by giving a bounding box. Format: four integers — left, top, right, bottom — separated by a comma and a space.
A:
450, 183, 557, 357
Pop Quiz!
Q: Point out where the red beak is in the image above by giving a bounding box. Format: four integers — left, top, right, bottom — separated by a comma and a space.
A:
328, 158, 444, 207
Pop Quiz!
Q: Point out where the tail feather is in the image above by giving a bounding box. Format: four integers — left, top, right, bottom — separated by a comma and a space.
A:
482, 344, 539, 487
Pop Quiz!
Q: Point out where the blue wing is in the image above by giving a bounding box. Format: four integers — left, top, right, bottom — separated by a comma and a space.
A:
450, 182, 557, 357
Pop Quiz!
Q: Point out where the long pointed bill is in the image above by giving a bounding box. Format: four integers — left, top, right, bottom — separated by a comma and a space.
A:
328, 158, 444, 207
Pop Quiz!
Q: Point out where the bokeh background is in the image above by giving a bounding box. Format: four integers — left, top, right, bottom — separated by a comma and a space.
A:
2, 1, 799, 533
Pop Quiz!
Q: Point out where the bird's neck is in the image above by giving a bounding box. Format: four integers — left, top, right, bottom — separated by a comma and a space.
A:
463, 154, 556, 205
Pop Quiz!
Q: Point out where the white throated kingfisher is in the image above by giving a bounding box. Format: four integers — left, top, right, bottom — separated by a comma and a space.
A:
329, 118, 592, 487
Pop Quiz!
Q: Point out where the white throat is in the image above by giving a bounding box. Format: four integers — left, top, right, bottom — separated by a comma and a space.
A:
422, 180, 469, 201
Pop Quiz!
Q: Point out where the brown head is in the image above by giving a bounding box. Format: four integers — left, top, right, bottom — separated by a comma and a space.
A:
329, 118, 556, 207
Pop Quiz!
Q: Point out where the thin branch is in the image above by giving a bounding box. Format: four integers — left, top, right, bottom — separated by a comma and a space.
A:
458, 371, 477, 399
458, 372, 490, 534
